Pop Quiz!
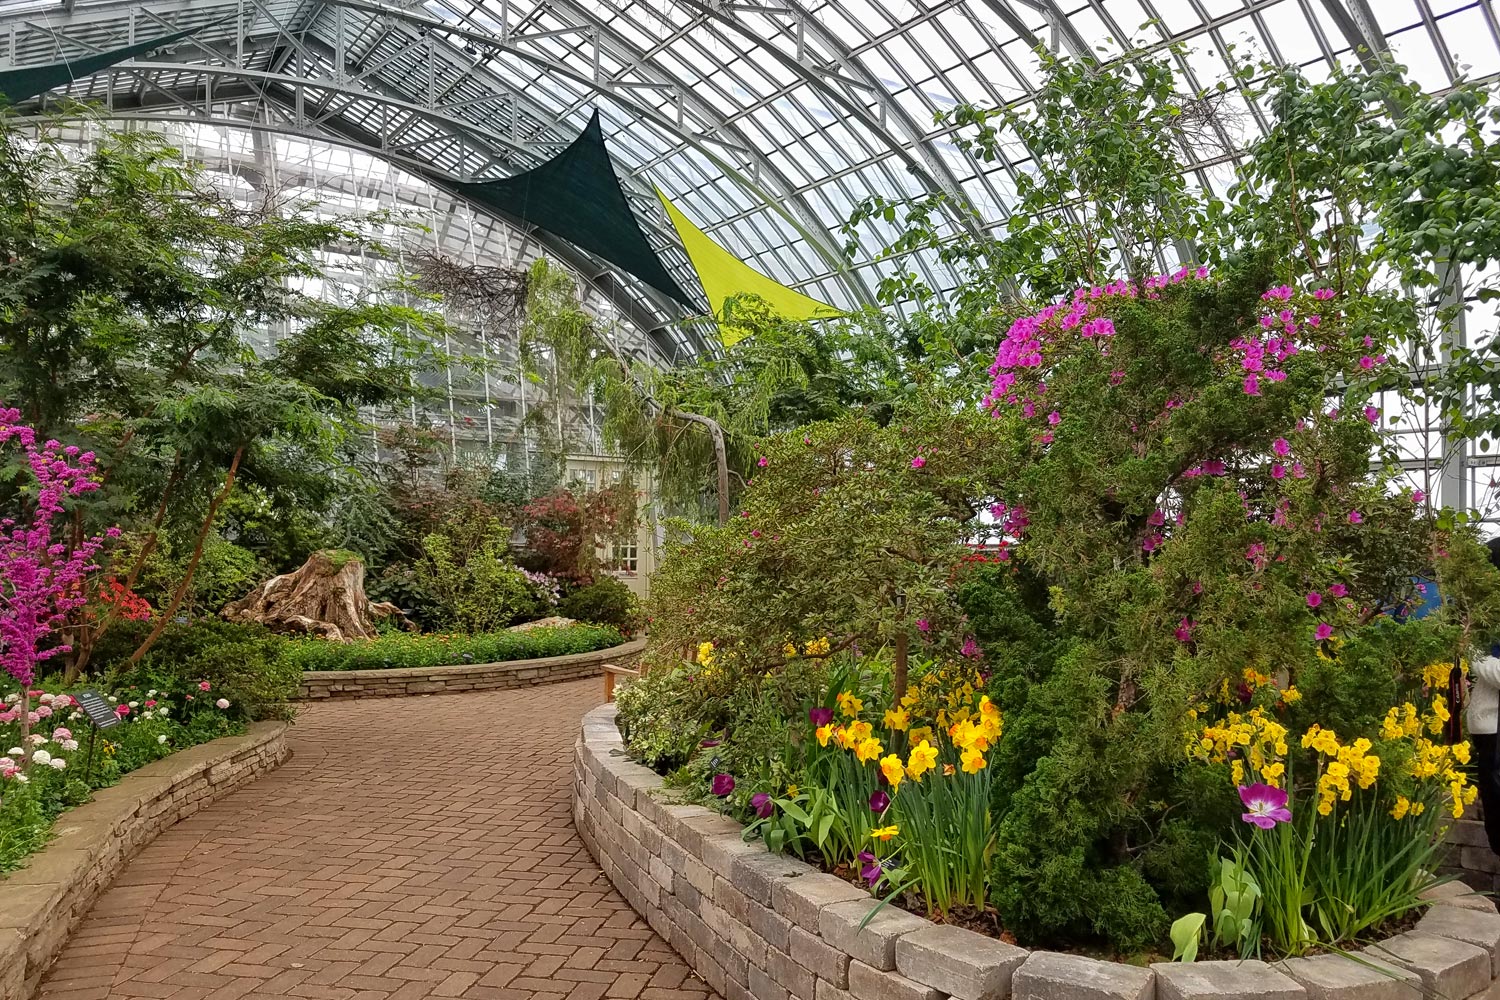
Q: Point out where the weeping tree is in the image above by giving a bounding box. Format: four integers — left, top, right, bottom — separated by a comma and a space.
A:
521, 259, 907, 524
0, 110, 451, 679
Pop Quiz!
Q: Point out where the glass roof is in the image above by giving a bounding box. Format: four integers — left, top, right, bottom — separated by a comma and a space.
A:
0, 0, 1494, 350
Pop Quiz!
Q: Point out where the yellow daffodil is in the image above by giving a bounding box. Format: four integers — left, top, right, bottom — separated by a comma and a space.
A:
1280, 686, 1302, 704
783, 642, 797, 657
838, 691, 864, 718
815, 724, 834, 747
849, 720, 873, 742
855, 737, 884, 764
907, 740, 938, 781
1454, 741, 1472, 765
870, 825, 899, 842
884, 706, 910, 731
909, 726, 933, 747
879, 754, 905, 790
960, 747, 986, 774
1391, 796, 1411, 820
696, 641, 715, 666
806, 637, 832, 657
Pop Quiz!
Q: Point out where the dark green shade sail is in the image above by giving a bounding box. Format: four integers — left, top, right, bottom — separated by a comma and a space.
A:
0, 23, 209, 106
448, 110, 694, 306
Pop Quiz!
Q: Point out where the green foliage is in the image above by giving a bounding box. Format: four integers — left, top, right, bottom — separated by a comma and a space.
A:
95, 619, 296, 721
1209, 854, 1262, 957
557, 577, 639, 632
417, 514, 538, 633
614, 667, 710, 772
284, 624, 623, 672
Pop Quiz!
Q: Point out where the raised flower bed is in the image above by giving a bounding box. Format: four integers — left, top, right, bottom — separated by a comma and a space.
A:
576, 703, 1500, 1000
0, 722, 288, 1000
298, 636, 645, 699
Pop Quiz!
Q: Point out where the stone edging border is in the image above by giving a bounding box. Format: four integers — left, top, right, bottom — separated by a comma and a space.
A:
298, 637, 647, 700
574, 703, 1500, 1000
0, 721, 290, 1000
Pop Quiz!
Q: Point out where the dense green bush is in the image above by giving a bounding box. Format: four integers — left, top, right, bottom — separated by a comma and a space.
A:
558, 577, 640, 633
614, 668, 710, 771
417, 514, 541, 631
285, 624, 624, 672
93, 619, 297, 721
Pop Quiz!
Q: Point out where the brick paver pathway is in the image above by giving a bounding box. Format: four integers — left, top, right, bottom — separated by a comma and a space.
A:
39, 680, 713, 1000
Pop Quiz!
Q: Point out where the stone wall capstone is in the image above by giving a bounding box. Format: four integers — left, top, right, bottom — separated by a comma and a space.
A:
298, 637, 646, 700
0, 722, 289, 1000
574, 702, 1500, 1000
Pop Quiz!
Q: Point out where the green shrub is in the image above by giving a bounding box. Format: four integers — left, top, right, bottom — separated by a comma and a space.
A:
614, 667, 709, 772
94, 619, 297, 721
558, 577, 640, 633
284, 624, 624, 672
418, 515, 540, 631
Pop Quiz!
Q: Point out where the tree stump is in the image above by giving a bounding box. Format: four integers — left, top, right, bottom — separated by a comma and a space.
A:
223, 550, 406, 640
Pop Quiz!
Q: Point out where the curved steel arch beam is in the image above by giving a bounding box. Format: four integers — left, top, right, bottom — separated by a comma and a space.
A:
679, 0, 987, 245
321, 0, 876, 310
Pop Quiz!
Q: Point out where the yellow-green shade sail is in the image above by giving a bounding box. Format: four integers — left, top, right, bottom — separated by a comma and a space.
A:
656, 188, 840, 346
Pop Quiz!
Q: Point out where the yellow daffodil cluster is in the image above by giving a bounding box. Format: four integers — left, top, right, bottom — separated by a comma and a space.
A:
897, 661, 985, 732
1407, 735, 1476, 819
837, 691, 863, 717
1189, 707, 1290, 788
1301, 727, 1380, 815
783, 636, 834, 658
696, 641, 715, 667
1422, 660, 1467, 690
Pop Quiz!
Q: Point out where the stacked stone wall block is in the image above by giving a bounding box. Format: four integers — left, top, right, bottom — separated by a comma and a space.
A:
0, 723, 288, 1000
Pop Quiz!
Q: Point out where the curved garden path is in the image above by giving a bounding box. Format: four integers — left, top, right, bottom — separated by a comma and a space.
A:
38, 679, 714, 1000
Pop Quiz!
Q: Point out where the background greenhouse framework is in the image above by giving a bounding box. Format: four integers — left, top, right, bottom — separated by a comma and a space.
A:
0, 0, 1495, 514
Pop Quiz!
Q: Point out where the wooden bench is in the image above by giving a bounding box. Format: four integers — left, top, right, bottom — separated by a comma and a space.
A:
602, 663, 640, 702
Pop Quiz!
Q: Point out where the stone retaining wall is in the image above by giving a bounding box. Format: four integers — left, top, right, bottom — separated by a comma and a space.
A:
575, 703, 1500, 1000
298, 637, 646, 700
0, 722, 289, 1000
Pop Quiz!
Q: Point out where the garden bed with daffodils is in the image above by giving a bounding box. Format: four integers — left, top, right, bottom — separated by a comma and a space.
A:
580, 700, 1500, 1000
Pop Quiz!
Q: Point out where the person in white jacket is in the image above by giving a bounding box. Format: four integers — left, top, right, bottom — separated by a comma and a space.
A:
1465, 537, 1500, 855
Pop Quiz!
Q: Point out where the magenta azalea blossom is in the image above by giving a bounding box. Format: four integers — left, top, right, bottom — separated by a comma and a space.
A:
869, 790, 891, 813
711, 773, 735, 797
911, 455, 927, 469
1329, 584, 1347, 599
751, 793, 774, 819
757, 456, 769, 467
1273, 437, 1291, 457
1348, 510, 1363, 524
808, 706, 834, 728
916, 619, 931, 633
1239, 783, 1292, 829
1306, 591, 1322, 608
1315, 623, 1334, 641
1413, 490, 1426, 504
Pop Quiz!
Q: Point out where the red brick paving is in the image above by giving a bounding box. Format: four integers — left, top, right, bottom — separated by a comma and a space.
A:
39, 680, 715, 1000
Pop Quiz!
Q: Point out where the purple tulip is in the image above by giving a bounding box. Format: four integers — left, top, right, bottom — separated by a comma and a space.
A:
751, 792, 774, 819
711, 773, 735, 797
858, 850, 883, 886
1239, 783, 1292, 829
869, 790, 890, 813
700, 738, 722, 748
808, 706, 834, 727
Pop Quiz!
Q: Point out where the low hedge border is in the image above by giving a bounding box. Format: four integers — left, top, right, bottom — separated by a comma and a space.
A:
298, 637, 646, 700
575, 702, 1500, 1000
0, 722, 289, 1000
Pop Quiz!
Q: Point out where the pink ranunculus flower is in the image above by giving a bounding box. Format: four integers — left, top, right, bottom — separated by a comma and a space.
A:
1239, 783, 1292, 829
198, 681, 211, 691
50, 727, 70, 742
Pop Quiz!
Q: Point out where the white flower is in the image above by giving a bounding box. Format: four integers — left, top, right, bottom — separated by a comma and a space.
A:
140, 711, 154, 720
107, 696, 117, 703
30, 750, 52, 766
216, 698, 230, 710
38, 692, 53, 705
128, 701, 139, 708
3, 693, 17, 704
48, 757, 65, 770
157, 735, 168, 745
157, 707, 170, 716
60, 739, 78, 751
6, 747, 21, 755
146, 690, 157, 698
69, 711, 81, 721
14, 773, 27, 783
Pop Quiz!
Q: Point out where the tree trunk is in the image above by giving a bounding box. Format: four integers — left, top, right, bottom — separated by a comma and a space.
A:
893, 630, 909, 703
222, 550, 390, 641
129, 447, 243, 665
668, 407, 731, 526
